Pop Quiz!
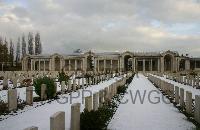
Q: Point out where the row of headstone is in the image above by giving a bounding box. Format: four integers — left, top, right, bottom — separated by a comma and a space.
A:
153, 72, 200, 89
148, 74, 200, 124
7, 86, 34, 111
23, 73, 127, 130
23, 103, 81, 130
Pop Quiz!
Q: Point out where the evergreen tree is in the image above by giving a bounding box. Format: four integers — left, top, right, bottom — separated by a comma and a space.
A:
28, 32, 34, 55
22, 34, 26, 57
9, 39, 14, 66
35, 32, 42, 55
16, 37, 21, 64
4, 38, 9, 65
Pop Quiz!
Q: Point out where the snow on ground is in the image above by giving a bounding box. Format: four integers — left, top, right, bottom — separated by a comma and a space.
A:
0, 76, 121, 130
108, 74, 196, 130
152, 74, 200, 99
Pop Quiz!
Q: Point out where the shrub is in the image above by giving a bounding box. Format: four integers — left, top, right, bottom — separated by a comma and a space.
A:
58, 69, 69, 83
0, 100, 8, 115
33, 76, 56, 99
80, 74, 134, 130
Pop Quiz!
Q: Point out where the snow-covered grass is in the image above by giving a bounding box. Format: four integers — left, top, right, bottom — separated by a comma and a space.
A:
108, 74, 196, 130
0, 76, 121, 130
152, 74, 200, 99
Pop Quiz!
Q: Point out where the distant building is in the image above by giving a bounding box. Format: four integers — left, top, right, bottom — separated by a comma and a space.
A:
21, 50, 200, 72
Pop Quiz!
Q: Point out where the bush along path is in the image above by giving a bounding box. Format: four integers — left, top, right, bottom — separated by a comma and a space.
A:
80, 73, 135, 130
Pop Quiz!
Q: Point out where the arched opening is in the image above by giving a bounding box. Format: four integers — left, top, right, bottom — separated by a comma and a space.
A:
55, 56, 60, 71
164, 54, 173, 71
179, 59, 185, 71
124, 55, 132, 71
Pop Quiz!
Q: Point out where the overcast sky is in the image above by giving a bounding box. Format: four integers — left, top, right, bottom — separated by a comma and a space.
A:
0, 0, 200, 56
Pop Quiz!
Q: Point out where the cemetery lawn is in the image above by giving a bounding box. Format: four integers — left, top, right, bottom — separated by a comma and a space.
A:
108, 74, 196, 130
0, 77, 121, 130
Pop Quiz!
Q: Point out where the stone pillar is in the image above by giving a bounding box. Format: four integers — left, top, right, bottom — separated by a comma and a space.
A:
104, 60, 106, 72
143, 59, 145, 72
75, 60, 77, 71
195, 95, 200, 124
39, 60, 41, 71
180, 88, 184, 109
160, 57, 164, 72
133, 58, 136, 72
8, 89, 17, 111
175, 86, 179, 104
118, 60, 120, 72
50, 111, 65, 130
110, 60, 113, 72
186, 91, 192, 115
93, 92, 99, 111
24, 126, 38, 130
31, 60, 33, 71
85, 96, 92, 111
71, 103, 80, 130
185, 59, 190, 71
44, 60, 46, 71
61, 81, 65, 92
69, 60, 71, 71
41, 84, 47, 100
150, 59, 153, 71
26, 86, 33, 105
98, 60, 100, 72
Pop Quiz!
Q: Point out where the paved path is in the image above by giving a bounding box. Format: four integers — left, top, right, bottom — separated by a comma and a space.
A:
108, 74, 196, 130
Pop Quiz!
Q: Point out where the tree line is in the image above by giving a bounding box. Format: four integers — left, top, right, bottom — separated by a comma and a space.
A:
0, 32, 42, 70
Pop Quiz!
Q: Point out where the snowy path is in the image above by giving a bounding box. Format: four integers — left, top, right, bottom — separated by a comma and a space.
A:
152, 74, 200, 99
0, 77, 121, 130
108, 74, 196, 130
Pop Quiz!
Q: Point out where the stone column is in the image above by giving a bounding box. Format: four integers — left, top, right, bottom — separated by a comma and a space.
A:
185, 59, 190, 71
133, 58, 136, 72
150, 59, 153, 71
50, 111, 65, 130
33, 60, 36, 71
195, 95, 200, 124
26, 86, 33, 105
8, 89, 17, 111
31, 60, 33, 71
111, 60, 113, 72
75, 60, 77, 71
69, 60, 71, 71
71, 103, 80, 130
180, 88, 184, 109
143, 59, 145, 72
39, 60, 41, 71
24, 126, 38, 130
93, 92, 99, 111
98, 60, 100, 72
44, 60, 46, 71
85, 96, 93, 111
118, 60, 120, 72
160, 57, 164, 72
104, 60, 106, 72
186, 91, 192, 115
